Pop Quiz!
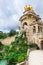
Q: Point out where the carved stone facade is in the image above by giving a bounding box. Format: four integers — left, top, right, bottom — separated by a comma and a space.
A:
19, 5, 43, 49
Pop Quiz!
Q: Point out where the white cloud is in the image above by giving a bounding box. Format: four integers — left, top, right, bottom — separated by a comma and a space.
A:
0, 0, 43, 32
11, 14, 19, 21
0, 10, 3, 16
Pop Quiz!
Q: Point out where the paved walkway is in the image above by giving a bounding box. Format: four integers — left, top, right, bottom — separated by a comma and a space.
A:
28, 50, 43, 65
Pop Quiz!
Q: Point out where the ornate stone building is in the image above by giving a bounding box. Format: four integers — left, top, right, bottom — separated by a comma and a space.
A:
19, 5, 43, 49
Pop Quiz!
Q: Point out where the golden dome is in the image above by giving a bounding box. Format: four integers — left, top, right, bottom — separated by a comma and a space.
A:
24, 5, 34, 12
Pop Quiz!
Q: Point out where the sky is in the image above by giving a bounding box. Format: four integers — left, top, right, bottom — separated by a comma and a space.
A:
0, 0, 43, 32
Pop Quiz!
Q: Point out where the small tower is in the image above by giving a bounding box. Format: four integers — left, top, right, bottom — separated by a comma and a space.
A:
19, 5, 43, 49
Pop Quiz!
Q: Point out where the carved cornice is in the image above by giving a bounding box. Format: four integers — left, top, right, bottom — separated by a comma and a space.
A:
30, 22, 43, 26
19, 13, 41, 22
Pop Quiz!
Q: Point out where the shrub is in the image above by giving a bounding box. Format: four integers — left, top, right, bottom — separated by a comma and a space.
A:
0, 31, 29, 64
0, 52, 3, 60
18, 55, 24, 63
0, 42, 4, 51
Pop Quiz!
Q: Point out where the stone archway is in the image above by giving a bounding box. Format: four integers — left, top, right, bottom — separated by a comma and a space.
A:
23, 22, 27, 25
23, 22, 29, 30
41, 40, 43, 49
23, 22, 27, 28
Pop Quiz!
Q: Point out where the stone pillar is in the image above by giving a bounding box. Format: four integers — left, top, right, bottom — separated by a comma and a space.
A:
35, 24, 39, 44
36, 24, 38, 33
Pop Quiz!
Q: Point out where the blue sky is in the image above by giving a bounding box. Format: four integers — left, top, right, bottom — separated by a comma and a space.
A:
0, 0, 43, 32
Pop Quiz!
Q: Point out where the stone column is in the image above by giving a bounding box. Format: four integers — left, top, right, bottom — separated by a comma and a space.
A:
36, 24, 38, 33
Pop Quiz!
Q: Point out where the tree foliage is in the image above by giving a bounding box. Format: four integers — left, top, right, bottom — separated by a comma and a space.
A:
0, 31, 39, 65
8, 30, 18, 37
0, 30, 19, 39
0, 32, 8, 39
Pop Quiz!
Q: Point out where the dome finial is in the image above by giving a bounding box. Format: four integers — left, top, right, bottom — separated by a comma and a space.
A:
24, 5, 34, 12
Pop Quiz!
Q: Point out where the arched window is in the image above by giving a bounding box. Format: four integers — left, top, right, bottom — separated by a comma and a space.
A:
23, 22, 27, 28
41, 41, 43, 49
23, 22, 27, 26
38, 26, 42, 33
33, 26, 36, 33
